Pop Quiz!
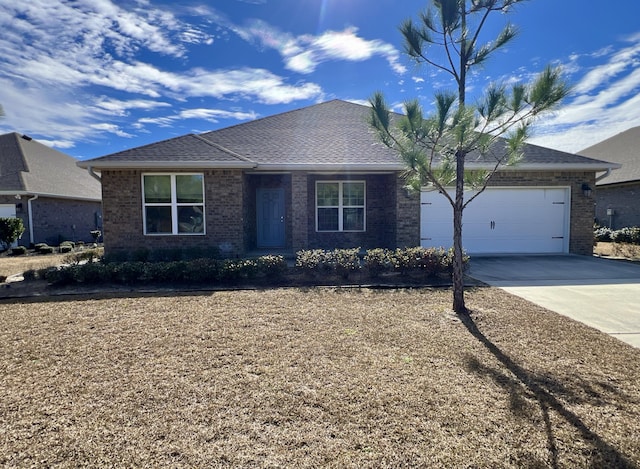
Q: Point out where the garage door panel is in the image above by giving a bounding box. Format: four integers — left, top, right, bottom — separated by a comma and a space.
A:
420, 188, 569, 254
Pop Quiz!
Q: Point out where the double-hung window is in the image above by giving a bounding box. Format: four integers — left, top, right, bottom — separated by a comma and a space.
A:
143, 174, 205, 235
316, 181, 365, 232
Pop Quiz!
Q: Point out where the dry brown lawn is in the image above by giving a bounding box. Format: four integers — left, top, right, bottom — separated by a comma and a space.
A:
595, 242, 640, 261
1, 287, 639, 468
0, 253, 69, 279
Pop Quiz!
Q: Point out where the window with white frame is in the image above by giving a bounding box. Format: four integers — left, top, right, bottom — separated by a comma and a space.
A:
142, 174, 205, 235
316, 181, 365, 232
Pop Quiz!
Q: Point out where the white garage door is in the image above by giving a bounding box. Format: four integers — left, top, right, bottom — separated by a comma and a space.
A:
420, 187, 570, 254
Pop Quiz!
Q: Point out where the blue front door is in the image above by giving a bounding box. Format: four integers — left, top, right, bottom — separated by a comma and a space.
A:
257, 188, 285, 248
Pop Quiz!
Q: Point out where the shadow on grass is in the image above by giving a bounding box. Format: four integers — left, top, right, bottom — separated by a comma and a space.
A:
461, 312, 637, 469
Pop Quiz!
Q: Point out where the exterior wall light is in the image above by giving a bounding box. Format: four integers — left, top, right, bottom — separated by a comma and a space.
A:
581, 183, 592, 197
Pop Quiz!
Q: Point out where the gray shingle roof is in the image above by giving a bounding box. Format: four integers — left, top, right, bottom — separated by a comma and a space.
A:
200, 100, 400, 168
578, 127, 640, 186
80, 133, 253, 168
0, 132, 101, 200
81, 100, 617, 172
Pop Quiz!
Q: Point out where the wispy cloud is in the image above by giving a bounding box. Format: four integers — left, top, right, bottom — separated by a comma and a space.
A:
231, 18, 407, 75
136, 108, 259, 128
530, 35, 640, 152
0, 0, 322, 149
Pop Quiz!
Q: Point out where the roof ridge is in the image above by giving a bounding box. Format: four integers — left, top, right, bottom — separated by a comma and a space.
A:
192, 134, 255, 163
201, 99, 356, 137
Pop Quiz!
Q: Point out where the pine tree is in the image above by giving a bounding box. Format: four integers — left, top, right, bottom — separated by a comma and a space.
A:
370, 0, 571, 314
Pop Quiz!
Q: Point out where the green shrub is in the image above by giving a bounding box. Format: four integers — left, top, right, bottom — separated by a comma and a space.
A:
295, 249, 332, 275
387, 246, 467, 278
594, 225, 613, 242
44, 266, 75, 285
0, 217, 25, 250
38, 246, 55, 254
611, 227, 640, 245
256, 255, 288, 278
10, 246, 27, 256
68, 263, 101, 283
219, 259, 243, 283
110, 262, 147, 284
59, 244, 73, 254
332, 248, 361, 279
34, 243, 49, 253
363, 248, 392, 277
180, 259, 219, 283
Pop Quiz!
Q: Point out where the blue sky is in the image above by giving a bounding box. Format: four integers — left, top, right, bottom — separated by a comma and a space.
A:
1, 0, 640, 160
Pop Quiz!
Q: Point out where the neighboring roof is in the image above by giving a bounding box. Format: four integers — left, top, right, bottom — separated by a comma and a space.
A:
0, 132, 101, 200
578, 127, 640, 186
80, 100, 617, 173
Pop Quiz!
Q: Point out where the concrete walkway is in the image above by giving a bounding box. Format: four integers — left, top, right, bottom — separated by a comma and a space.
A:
469, 255, 640, 348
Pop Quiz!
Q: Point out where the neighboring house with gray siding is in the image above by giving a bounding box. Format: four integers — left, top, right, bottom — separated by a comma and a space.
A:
0, 132, 102, 247
78, 100, 617, 259
579, 127, 640, 229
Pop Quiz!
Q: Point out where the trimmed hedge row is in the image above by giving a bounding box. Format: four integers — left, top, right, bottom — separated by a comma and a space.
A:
26, 247, 465, 287
29, 255, 288, 286
594, 225, 640, 245
296, 246, 466, 279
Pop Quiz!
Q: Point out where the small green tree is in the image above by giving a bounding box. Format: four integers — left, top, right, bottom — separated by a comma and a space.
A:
0, 217, 25, 250
370, 0, 571, 314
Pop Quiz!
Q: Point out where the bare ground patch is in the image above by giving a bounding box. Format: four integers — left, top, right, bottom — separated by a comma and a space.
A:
1, 288, 639, 468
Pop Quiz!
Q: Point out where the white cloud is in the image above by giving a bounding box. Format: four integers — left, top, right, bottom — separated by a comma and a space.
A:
137, 108, 259, 129
235, 20, 407, 75
90, 123, 134, 138
0, 0, 323, 149
530, 35, 640, 152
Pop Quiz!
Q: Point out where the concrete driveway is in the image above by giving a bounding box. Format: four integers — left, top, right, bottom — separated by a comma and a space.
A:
469, 255, 640, 348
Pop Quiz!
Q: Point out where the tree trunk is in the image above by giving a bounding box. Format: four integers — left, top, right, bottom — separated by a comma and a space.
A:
452, 150, 467, 315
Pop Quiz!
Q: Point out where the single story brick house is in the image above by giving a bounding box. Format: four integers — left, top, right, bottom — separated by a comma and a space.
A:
0, 132, 102, 247
579, 127, 640, 229
78, 100, 617, 258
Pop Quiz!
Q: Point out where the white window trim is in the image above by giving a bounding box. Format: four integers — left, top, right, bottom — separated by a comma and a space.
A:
142, 173, 206, 236
315, 180, 366, 232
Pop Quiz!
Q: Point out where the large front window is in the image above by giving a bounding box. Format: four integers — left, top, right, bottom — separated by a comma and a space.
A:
143, 174, 205, 235
316, 181, 365, 232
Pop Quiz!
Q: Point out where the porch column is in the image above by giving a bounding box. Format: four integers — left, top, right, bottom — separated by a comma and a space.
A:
291, 172, 308, 252
395, 175, 420, 248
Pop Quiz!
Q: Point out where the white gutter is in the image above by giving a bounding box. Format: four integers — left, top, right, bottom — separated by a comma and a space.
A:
27, 194, 38, 245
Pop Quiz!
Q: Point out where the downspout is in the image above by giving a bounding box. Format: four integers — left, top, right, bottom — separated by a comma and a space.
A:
27, 194, 38, 246
87, 166, 101, 182
595, 168, 612, 183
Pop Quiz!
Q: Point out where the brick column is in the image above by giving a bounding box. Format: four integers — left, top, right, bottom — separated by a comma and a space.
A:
395, 175, 420, 248
291, 172, 309, 252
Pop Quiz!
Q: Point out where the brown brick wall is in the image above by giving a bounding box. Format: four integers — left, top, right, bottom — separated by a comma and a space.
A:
305, 174, 397, 250
0, 195, 101, 246
101, 168, 596, 257
101, 170, 245, 258
595, 183, 640, 230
